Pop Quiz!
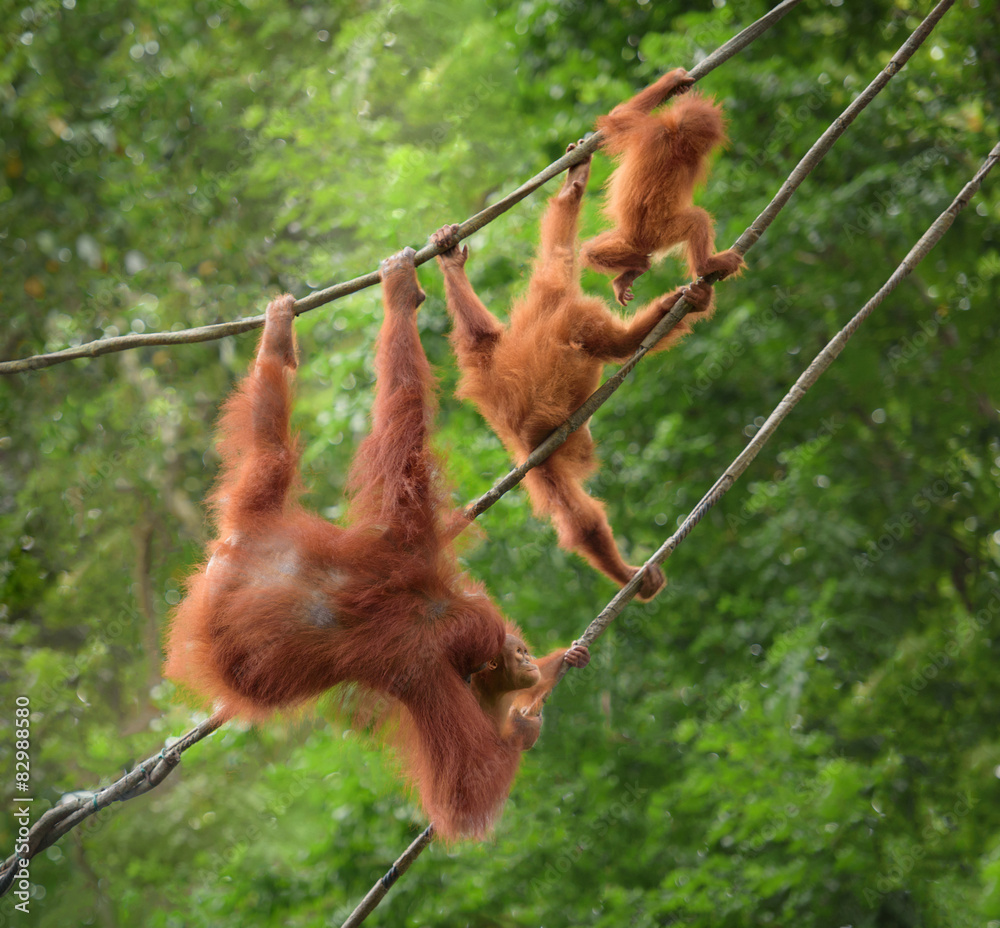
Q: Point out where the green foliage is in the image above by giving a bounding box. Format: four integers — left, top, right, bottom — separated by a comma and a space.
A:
1, 0, 999, 925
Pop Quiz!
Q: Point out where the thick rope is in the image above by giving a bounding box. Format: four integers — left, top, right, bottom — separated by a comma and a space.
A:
0, 1, 804, 376
464, 0, 955, 520
0, 0, 966, 920
340, 135, 999, 928
0, 711, 226, 894
573, 140, 1000, 651
338, 825, 435, 928
0, 2, 807, 889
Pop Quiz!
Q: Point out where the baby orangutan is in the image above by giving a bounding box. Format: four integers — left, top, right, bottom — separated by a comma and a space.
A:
473, 632, 590, 751
581, 67, 744, 305
433, 143, 714, 601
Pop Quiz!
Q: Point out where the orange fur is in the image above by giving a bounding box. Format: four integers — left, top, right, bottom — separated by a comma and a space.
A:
165, 250, 575, 839
433, 146, 715, 602
580, 68, 744, 306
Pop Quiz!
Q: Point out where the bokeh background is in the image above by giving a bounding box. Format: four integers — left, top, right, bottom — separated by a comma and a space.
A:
2, 1, 999, 925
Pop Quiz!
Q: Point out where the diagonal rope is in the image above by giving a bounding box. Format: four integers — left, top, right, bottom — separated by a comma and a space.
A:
0, 4, 803, 895
0, 0, 964, 919
464, 0, 955, 520
571, 138, 1000, 652
0, 712, 225, 894
0, 1, 804, 375
339, 136, 1000, 928
337, 824, 436, 928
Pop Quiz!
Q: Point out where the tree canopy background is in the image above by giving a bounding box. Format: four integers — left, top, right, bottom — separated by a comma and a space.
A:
1, 0, 999, 925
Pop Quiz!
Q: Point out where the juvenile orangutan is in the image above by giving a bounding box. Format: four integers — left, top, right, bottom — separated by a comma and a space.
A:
581, 67, 744, 305
433, 144, 714, 601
